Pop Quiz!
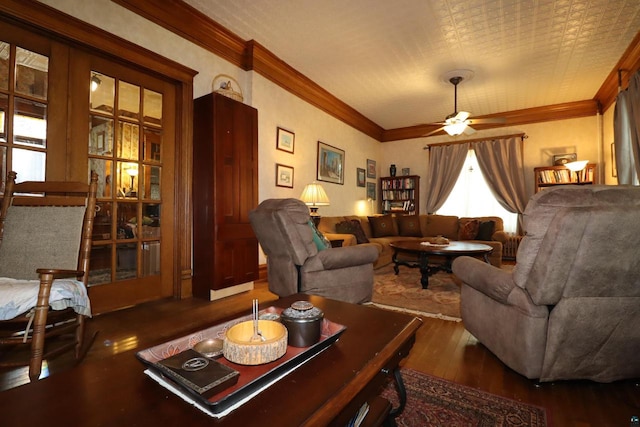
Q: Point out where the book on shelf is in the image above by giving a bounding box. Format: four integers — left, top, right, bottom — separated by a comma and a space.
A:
381, 177, 415, 190
347, 402, 370, 427
383, 200, 415, 213
382, 189, 414, 200
536, 164, 595, 186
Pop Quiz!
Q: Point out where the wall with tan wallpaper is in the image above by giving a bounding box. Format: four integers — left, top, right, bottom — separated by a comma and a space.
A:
382, 114, 610, 209
41, 0, 620, 266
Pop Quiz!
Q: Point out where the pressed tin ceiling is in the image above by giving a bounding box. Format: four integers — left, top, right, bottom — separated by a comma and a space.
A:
183, 0, 640, 131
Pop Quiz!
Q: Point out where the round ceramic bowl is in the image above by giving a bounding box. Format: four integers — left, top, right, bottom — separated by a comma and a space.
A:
223, 320, 287, 365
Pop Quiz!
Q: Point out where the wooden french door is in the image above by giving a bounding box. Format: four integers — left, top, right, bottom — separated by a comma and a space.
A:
68, 52, 176, 314
0, 10, 188, 314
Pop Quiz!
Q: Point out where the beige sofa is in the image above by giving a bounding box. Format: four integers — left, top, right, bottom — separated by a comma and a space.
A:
318, 214, 506, 268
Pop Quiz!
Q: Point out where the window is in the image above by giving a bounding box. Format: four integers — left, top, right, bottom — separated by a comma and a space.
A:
437, 150, 517, 234
0, 41, 49, 189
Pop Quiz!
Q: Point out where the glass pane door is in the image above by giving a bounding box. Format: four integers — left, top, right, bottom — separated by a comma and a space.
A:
89, 70, 164, 285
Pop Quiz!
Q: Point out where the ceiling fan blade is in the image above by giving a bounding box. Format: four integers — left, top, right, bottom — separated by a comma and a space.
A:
463, 125, 476, 135
455, 111, 470, 121
467, 117, 507, 125
422, 126, 446, 137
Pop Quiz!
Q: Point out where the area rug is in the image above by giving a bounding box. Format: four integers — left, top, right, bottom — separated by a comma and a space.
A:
371, 264, 462, 321
381, 368, 549, 427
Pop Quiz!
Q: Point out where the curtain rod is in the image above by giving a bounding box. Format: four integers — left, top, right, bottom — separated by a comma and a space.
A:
423, 133, 527, 149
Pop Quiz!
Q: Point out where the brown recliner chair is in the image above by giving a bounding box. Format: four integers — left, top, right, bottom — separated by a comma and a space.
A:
249, 198, 379, 304
452, 185, 640, 382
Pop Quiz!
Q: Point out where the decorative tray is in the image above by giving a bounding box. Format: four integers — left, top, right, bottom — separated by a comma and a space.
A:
136, 306, 346, 416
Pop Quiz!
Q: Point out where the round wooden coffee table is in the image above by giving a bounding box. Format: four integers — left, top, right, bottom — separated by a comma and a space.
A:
389, 240, 493, 289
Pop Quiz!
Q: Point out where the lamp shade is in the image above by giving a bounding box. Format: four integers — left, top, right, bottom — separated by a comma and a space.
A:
565, 160, 589, 172
300, 182, 330, 207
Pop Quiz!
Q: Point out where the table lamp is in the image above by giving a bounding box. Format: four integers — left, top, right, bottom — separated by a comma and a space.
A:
126, 166, 139, 196
300, 182, 330, 226
565, 160, 589, 183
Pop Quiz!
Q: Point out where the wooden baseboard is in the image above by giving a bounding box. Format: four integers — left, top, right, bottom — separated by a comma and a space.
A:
208, 281, 254, 301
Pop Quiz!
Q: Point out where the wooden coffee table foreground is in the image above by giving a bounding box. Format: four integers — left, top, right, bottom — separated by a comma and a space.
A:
390, 240, 493, 288
1, 294, 421, 427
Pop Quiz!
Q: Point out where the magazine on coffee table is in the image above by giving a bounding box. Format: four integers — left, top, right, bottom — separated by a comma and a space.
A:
136, 306, 346, 417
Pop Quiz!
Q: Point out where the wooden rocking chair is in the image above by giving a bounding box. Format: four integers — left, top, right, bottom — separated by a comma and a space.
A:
0, 171, 98, 381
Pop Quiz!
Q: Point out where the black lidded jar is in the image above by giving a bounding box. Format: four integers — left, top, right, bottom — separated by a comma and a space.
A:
280, 301, 324, 347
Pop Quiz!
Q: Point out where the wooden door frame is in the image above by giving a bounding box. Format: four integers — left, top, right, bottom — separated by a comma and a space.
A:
0, 1, 197, 299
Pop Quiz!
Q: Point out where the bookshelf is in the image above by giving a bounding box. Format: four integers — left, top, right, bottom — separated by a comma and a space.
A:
534, 163, 596, 193
380, 175, 420, 215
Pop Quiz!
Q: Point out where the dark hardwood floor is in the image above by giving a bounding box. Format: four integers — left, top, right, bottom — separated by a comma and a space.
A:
1, 279, 638, 426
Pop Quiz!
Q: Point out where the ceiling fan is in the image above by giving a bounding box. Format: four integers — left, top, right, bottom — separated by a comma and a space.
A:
424, 76, 506, 137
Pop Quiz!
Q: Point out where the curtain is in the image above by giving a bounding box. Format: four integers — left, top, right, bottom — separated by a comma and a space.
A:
472, 137, 528, 233
628, 71, 640, 182
437, 150, 518, 233
424, 143, 469, 213
614, 69, 640, 185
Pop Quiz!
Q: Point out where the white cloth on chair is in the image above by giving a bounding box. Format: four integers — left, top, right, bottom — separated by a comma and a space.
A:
0, 278, 91, 320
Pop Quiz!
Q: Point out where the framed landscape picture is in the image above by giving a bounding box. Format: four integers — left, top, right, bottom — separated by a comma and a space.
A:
275, 163, 294, 188
317, 141, 344, 185
366, 159, 376, 178
367, 182, 376, 200
276, 127, 295, 153
357, 168, 366, 187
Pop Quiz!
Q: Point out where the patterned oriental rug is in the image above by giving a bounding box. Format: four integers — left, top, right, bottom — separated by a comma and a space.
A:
371, 264, 462, 321
381, 369, 549, 427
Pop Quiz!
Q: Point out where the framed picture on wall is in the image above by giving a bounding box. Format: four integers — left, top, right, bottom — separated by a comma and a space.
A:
553, 153, 577, 166
317, 141, 344, 185
275, 163, 294, 188
276, 127, 295, 153
366, 182, 376, 200
366, 159, 376, 178
357, 168, 366, 187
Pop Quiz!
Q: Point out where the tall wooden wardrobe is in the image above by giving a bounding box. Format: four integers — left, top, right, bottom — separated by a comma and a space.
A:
192, 93, 259, 300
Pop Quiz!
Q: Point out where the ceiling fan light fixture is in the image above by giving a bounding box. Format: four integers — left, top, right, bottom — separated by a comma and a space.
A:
422, 69, 505, 138
443, 122, 467, 136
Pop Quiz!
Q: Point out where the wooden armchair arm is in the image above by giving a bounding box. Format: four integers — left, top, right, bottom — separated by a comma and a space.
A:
36, 268, 85, 280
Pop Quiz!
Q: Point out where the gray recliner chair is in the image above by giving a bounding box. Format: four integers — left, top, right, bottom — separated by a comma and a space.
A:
452, 185, 640, 382
249, 198, 379, 304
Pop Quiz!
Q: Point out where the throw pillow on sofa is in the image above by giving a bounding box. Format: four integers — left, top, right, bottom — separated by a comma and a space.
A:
308, 220, 331, 250
476, 220, 496, 241
336, 219, 369, 244
458, 219, 480, 240
368, 215, 396, 238
397, 215, 422, 237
